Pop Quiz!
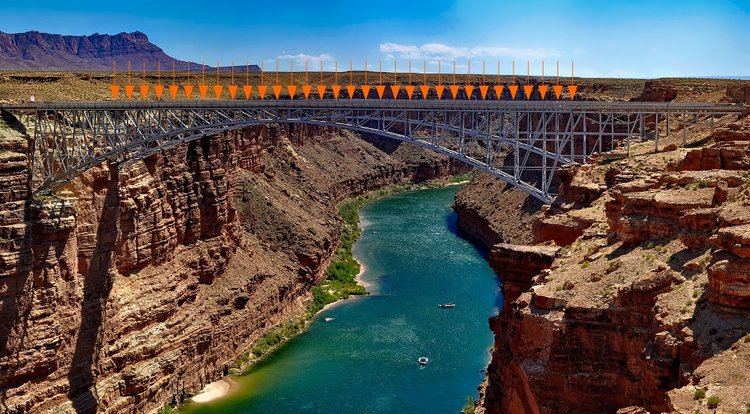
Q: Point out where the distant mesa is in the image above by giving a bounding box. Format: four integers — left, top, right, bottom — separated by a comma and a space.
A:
0, 30, 261, 72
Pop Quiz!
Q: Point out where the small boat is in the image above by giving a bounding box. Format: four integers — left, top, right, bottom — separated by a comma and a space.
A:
417, 356, 429, 366
324, 317, 334, 322
437, 303, 455, 308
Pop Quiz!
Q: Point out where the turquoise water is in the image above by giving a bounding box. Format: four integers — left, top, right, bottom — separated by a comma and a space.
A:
185, 186, 502, 414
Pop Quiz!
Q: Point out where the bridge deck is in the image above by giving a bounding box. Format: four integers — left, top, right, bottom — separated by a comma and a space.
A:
1, 100, 746, 113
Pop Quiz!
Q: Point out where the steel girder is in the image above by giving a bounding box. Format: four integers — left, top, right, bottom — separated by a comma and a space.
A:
24, 100, 745, 203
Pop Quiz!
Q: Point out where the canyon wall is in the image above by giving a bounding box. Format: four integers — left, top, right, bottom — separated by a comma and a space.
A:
454, 175, 541, 247
457, 111, 750, 413
0, 118, 462, 413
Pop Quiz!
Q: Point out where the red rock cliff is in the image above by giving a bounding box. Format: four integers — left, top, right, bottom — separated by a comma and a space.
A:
458, 113, 750, 414
0, 119, 461, 413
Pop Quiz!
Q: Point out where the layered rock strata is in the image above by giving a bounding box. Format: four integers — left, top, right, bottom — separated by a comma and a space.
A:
458, 114, 750, 413
0, 120, 461, 413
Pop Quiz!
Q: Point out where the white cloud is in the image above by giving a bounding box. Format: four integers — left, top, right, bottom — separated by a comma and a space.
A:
276, 53, 335, 65
379, 42, 560, 60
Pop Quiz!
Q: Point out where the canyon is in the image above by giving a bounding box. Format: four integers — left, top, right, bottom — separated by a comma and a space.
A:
0, 110, 464, 413
455, 81, 750, 413
1, 71, 749, 414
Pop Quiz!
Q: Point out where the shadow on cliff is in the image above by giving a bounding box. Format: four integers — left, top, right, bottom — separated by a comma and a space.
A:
688, 296, 750, 361
447, 211, 505, 309
67, 178, 119, 414
447, 211, 490, 260
685, 252, 750, 365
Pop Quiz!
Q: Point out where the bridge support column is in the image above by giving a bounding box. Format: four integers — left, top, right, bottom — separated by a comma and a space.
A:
654, 113, 659, 153
682, 112, 687, 145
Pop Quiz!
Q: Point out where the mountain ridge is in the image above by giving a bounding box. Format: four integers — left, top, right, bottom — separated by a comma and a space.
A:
0, 30, 260, 72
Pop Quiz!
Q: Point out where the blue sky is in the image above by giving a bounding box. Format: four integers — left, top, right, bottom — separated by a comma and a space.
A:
1, 0, 749, 77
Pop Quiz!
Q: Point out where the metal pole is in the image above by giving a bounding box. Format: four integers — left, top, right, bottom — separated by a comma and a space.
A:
598, 112, 603, 154
682, 112, 687, 145
514, 111, 520, 181
582, 111, 588, 163
542, 112, 547, 197
555, 112, 560, 162
488, 112, 496, 166
654, 112, 659, 153
610, 112, 615, 152
639, 112, 644, 143
459, 111, 465, 155
626, 114, 631, 157
570, 111, 575, 160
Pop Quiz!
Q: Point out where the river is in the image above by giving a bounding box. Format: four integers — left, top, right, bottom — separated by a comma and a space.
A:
183, 185, 502, 413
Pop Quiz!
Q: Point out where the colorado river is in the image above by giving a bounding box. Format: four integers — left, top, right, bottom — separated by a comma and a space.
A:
184, 185, 502, 413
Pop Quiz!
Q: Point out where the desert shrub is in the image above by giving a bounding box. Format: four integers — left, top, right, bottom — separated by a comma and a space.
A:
606, 259, 622, 273
462, 396, 476, 414
693, 388, 706, 400
707, 395, 720, 409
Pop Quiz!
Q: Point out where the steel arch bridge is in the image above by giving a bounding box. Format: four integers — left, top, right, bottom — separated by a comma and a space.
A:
1, 100, 744, 203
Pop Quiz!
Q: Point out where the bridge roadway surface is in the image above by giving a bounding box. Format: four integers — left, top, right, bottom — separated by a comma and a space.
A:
1, 99, 745, 203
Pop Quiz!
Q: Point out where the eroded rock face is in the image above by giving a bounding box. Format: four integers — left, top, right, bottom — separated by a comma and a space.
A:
489, 243, 559, 305
458, 136, 750, 414
670, 142, 750, 170
0, 122, 461, 413
637, 80, 677, 102
605, 171, 743, 245
454, 174, 542, 247
707, 252, 750, 309
533, 213, 594, 246
725, 84, 750, 105
484, 264, 681, 414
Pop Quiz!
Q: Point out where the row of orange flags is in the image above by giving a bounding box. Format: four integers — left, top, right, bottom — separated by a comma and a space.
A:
111, 83, 578, 100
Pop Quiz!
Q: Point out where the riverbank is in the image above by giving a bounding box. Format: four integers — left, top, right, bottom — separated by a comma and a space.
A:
180, 184, 499, 414
239, 176, 476, 367
190, 379, 232, 403
178, 175, 475, 410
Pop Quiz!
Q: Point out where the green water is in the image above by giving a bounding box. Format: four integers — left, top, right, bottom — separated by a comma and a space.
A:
185, 186, 502, 413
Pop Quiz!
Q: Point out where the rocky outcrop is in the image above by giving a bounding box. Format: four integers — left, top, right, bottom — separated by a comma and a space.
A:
669, 142, 750, 170
531, 165, 604, 246
454, 174, 542, 246
706, 252, 750, 309
708, 122, 750, 144
0, 117, 460, 413
725, 84, 750, 105
486, 269, 680, 414
489, 243, 559, 305
458, 134, 750, 413
604, 158, 750, 312
636, 80, 677, 102
532, 212, 595, 246
605, 171, 743, 245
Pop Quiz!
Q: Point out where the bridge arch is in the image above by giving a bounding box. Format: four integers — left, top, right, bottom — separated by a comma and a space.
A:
31, 106, 568, 202
116, 119, 546, 199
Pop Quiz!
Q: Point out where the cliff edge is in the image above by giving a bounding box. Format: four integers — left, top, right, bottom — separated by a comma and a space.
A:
456, 80, 750, 414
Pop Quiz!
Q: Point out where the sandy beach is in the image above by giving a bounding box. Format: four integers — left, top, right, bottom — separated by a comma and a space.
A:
191, 379, 232, 403
446, 180, 469, 186
354, 261, 372, 291
320, 261, 372, 313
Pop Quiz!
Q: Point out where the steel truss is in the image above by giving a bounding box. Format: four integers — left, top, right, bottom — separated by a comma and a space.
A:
7, 100, 743, 203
